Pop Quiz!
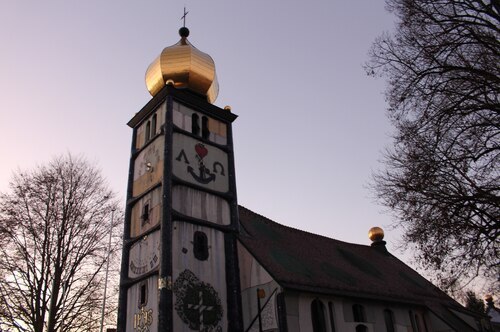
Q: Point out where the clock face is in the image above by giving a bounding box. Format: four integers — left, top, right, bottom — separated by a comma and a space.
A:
129, 230, 161, 278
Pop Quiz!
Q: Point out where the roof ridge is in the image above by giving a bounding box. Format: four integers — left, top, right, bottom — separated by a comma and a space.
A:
238, 204, 371, 248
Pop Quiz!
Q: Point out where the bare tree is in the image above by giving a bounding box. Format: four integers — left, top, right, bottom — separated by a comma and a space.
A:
0, 154, 122, 332
366, 0, 499, 291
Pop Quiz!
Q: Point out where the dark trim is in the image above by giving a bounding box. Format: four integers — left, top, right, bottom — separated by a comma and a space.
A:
125, 223, 161, 246
171, 177, 234, 200
127, 88, 169, 128
158, 95, 174, 332
126, 182, 162, 206
225, 233, 243, 331
172, 125, 231, 152
128, 85, 238, 128
120, 269, 160, 288
172, 212, 239, 233
224, 120, 243, 331
117, 126, 138, 332
169, 87, 238, 123
226, 121, 239, 232
132, 130, 164, 158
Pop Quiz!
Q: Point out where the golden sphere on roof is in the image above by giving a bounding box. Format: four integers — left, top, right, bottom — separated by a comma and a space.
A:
368, 227, 385, 242
145, 28, 219, 103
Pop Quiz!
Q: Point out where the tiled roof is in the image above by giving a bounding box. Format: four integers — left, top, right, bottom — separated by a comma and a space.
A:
237, 205, 461, 308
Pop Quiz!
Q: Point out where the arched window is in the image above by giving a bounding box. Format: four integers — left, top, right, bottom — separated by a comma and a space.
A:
352, 304, 366, 322
151, 114, 157, 137
355, 324, 368, 332
193, 231, 209, 261
409, 310, 418, 332
202, 116, 210, 139
415, 313, 427, 332
328, 301, 336, 332
191, 113, 200, 136
384, 309, 395, 332
311, 299, 327, 332
138, 281, 148, 307
145, 121, 151, 142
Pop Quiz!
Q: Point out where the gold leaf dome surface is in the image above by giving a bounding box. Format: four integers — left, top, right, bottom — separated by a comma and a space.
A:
145, 28, 219, 103
368, 227, 385, 242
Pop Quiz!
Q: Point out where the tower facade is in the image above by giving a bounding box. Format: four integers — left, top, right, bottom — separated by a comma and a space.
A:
117, 27, 242, 332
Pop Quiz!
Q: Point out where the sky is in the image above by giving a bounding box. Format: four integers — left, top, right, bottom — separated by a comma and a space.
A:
0, 1, 403, 256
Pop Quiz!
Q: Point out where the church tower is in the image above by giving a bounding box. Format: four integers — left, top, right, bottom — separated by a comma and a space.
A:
117, 26, 243, 332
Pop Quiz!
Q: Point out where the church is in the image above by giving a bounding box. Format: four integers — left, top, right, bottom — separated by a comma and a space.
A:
116, 25, 492, 332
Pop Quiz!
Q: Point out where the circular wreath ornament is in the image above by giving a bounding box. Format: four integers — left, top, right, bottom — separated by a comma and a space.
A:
173, 269, 223, 331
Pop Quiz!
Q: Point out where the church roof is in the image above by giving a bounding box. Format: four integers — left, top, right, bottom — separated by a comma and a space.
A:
237, 206, 462, 308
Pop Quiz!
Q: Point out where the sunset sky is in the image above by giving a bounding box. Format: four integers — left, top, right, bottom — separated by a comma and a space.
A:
0, 1, 403, 255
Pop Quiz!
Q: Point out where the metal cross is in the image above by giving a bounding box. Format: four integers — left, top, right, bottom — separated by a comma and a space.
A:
181, 7, 189, 27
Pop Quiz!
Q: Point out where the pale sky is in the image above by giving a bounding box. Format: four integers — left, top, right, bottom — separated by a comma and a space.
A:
0, 1, 402, 255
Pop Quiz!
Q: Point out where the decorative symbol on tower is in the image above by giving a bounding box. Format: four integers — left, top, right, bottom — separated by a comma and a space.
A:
173, 269, 223, 331
133, 306, 153, 332
187, 143, 216, 184
173, 133, 228, 192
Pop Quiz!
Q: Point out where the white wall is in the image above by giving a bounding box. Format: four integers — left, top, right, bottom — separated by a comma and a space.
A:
285, 293, 436, 332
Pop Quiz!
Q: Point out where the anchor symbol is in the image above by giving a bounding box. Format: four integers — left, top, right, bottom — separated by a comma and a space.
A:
187, 143, 216, 184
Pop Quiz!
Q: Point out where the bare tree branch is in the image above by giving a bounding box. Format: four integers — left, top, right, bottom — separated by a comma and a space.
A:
367, 0, 499, 293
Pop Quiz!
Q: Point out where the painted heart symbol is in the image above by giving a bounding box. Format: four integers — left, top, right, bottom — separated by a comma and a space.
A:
195, 143, 208, 159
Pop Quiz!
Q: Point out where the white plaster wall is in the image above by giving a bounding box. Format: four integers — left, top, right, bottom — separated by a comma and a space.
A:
293, 294, 342, 332
286, 293, 444, 332
172, 185, 230, 225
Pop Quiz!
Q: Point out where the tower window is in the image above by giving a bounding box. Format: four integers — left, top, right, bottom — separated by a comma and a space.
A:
151, 114, 157, 137
145, 121, 151, 142
311, 299, 327, 332
141, 203, 150, 225
352, 304, 366, 322
202, 116, 210, 139
384, 309, 395, 332
139, 282, 148, 307
191, 113, 200, 136
193, 231, 209, 261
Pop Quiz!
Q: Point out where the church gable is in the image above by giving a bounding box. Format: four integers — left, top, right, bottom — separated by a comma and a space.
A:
237, 240, 281, 332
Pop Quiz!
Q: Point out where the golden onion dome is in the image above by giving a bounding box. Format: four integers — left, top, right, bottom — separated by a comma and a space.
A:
145, 27, 219, 103
368, 226, 385, 242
